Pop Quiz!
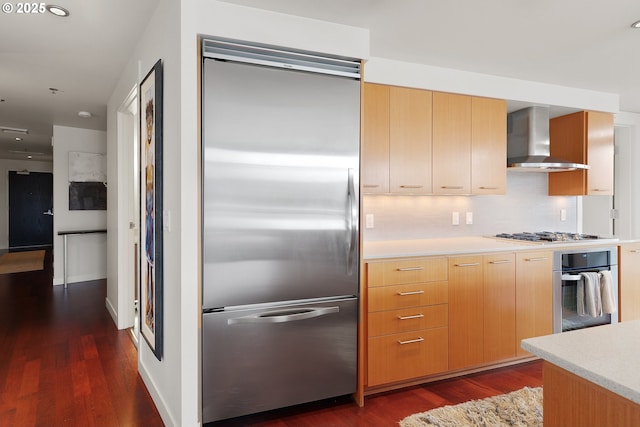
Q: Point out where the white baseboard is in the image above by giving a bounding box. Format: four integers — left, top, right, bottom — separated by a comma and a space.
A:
105, 296, 118, 327
139, 358, 178, 427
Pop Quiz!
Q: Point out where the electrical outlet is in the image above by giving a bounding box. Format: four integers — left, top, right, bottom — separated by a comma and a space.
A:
466, 212, 473, 225
452, 211, 460, 226
560, 209, 567, 221
365, 214, 374, 229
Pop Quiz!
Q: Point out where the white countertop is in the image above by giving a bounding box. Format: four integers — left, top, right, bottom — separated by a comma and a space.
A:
363, 236, 622, 260
521, 321, 640, 404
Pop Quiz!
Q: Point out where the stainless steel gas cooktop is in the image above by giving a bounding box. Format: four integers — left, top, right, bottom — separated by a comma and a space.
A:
494, 231, 603, 244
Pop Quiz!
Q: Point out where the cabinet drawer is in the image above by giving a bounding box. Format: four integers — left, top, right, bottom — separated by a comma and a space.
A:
369, 281, 448, 312
367, 258, 447, 287
367, 327, 448, 386
368, 304, 448, 337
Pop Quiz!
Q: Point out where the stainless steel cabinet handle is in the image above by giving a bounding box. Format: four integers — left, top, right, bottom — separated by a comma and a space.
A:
228, 306, 339, 325
398, 314, 424, 320
397, 290, 425, 296
561, 274, 582, 281
489, 260, 512, 264
346, 168, 357, 276
524, 257, 548, 262
630, 249, 640, 253
479, 186, 498, 190
454, 262, 480, 267
591, 189, 610, 192
396, 267, 424, 271
400, 185, 423, 189
363, 184, 379, 188
398, 337, 424, 345
441, 186, 463, 189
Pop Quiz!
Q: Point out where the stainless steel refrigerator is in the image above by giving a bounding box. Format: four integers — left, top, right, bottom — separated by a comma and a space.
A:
201, 41, 361, 423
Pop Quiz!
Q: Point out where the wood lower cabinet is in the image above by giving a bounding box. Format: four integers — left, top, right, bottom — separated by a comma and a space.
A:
448, 255, 483, 370
366, 258, 449, 387
515, 251, 553, 357
483, 253, 516, 362
619, 243, 640, 321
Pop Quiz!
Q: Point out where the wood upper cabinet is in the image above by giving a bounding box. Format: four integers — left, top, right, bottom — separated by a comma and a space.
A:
548, 111, 614, 196
472, 97, 507, 194
483, 253, 516, 362
515, 251, 553, 357
432, 92, 472, 194
389, 86, 433, 194
619, 243, 640, 322
361, 83, 390, 193
448, 255, 483, 370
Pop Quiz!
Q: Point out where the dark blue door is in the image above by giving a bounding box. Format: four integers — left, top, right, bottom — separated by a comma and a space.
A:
9, 171, 53, 248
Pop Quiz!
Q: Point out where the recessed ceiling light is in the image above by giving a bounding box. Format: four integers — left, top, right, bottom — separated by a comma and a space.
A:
46, 5, 70, 17
78, 111, 92, 118
631, 20, 640, 28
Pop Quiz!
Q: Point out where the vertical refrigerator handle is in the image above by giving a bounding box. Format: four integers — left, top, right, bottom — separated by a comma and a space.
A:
347, 168, 357, 276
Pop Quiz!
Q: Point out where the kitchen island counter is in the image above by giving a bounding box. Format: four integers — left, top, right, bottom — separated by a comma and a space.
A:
363, 236, 621, 260
522, 321, 640, 427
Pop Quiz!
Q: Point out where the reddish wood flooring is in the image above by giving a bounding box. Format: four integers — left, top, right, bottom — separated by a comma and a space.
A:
0, 249, 543, 427
0, 249, 163, 427
209, 352, 542, 426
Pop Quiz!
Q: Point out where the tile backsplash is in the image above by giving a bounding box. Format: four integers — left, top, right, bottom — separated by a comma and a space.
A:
362, 172, 578, 241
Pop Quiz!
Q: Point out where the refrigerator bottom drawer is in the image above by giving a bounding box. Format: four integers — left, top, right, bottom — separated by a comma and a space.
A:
202, 297, 358, 423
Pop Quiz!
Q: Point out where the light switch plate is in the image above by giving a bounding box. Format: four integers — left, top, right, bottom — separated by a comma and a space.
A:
466, 212, 473, 225
452, 211, 460, 225
365, 213, 374, 229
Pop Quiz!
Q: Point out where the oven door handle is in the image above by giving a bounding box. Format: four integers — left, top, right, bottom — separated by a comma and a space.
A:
561, 274, 584, 281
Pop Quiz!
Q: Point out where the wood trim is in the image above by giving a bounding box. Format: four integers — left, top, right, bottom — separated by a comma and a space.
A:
543, 362, 640, 427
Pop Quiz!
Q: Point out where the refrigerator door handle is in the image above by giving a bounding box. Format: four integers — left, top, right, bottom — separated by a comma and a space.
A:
227, 306, 340, 325
346, 168, 357, 276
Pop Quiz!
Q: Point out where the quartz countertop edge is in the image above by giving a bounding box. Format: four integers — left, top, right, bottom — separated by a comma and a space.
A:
363, 236, 624, 260
521, 320, 640, 405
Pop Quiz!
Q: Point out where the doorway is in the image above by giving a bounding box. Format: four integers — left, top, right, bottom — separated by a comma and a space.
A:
8, 171, 53, 249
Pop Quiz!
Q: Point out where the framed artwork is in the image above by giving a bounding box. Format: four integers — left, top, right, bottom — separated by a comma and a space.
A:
139, 59, 163, 361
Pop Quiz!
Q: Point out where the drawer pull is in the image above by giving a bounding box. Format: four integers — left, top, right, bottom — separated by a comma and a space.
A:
454, 262, 479, 267
630, 250, 640, 253
397, 290, 425, 296
479, 186, 498, 190
363, 184, 380, 188
396, 267, 424, 272
489, 260, 512, 264
524, 257, 548, 262
398, 337, 424, 345
440, 186, 463, 189
591, 189, 610, 192
400, 185, 424, 189
398, 313, 424, 320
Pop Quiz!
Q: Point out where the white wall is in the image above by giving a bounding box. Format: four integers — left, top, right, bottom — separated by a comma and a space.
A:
52, 125, 107, 285
0, 158, 53, 249
612, 112, 640, 239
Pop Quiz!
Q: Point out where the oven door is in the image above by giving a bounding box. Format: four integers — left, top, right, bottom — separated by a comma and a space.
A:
553, 265, 618, 333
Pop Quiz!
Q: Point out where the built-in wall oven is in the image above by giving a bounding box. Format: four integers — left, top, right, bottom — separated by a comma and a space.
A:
552, 247, 618, 333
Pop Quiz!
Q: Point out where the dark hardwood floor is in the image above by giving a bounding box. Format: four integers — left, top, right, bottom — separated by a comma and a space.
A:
0, 248, 543, 426
0, 249, 163, 427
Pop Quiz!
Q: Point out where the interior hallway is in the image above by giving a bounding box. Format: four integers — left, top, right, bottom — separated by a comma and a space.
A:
0, 249, 163, 426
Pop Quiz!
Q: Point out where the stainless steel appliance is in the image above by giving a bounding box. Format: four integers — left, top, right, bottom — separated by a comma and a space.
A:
201, 38, 361, 423
494, 231, 610, 244
552, 247, 618, 333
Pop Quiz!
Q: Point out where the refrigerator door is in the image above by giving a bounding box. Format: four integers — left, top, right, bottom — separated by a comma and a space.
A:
202, 59, 360, 309
202, 297, 358, 423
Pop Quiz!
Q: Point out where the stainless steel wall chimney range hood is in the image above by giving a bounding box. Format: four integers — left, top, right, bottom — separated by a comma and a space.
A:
507, 106, 589, 172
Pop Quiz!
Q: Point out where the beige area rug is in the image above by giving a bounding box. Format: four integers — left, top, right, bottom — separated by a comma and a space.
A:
400, 386, 542, 427
0, 250, 45, 274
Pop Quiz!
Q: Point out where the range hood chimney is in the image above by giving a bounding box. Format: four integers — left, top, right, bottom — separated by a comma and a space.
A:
507, 106, 589, 172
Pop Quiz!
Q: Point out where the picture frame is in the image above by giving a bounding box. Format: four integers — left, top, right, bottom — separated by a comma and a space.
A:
139, 59, 163, 361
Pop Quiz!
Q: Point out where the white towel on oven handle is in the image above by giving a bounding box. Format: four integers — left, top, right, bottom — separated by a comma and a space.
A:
580, 272, 602, 317
599, 270, 617, 314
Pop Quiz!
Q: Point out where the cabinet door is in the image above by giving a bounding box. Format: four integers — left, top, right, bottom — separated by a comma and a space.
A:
389, 86, 432, 194
515, 251, 553, 357
448, 255, 483, 369
361, 83, 389, 193
619, 244, 640, 321
432, 92, 471, 194
586, 111, 614, 195
471, 97, 506, 194
483, 253, 516, 362
549, 112, 586, 196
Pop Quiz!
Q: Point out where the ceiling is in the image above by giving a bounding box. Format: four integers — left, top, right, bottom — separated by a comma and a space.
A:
2, 0, 640, 162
